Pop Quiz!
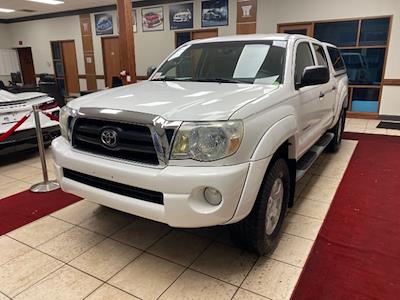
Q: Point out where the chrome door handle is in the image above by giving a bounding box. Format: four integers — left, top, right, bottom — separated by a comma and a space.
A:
319, 92, 325, 98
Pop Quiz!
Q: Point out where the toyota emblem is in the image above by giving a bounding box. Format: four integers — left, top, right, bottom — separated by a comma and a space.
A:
100, 129, 118, 147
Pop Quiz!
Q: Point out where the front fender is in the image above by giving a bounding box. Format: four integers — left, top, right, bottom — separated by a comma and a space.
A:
251, 115, 297, 161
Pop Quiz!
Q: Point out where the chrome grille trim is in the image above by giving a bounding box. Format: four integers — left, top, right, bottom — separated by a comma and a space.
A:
71, 107, 181, 167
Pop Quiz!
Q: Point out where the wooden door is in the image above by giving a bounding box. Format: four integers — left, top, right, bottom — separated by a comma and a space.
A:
278, 23, 313, 36
102, 36, 121, 88
17, 47, 36, 85
192, 29, 218, 40
61, 41, 80, 94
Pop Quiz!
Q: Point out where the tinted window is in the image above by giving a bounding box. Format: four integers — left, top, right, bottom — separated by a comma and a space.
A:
359, 18, 390, 46
341, 48, 385, 85
313, 44, 328, 67
155, 40, 287, 85
327, 47, 346, 72
314, 21, 358, 47
295, 42, 315, 84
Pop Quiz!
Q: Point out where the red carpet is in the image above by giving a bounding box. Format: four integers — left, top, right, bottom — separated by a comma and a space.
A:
292, 133, 400, 300
0, 189, 81, 235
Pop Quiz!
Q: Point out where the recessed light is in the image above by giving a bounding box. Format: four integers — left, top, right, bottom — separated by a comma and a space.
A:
28, 0, 64, 5
0, 8, 15, 13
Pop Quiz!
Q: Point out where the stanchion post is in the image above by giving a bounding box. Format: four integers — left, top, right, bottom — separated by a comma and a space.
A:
30, 104, 60, 193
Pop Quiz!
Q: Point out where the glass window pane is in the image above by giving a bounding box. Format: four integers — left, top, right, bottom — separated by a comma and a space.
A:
295, 42, 315, 83
176, 32, 191, 48
351, 88, 379, 113
51, 42, 61, 60
55, 61, 64, 77
314, 21, 358, 47
56, 79, 65, 96
313, 44, 328, 67
359, 18, 390, 46
341, 48, 385, 85
327, 47, 346, 72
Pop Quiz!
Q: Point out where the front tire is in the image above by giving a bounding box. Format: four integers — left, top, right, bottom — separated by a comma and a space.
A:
230, 158, 290, 255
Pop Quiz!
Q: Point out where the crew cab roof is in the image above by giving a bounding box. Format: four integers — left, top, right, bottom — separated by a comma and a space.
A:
187, 33, 322, 45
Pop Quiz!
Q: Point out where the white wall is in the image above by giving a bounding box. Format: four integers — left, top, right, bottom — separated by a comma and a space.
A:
0, 23, 12, 83
257, 0, 400, 116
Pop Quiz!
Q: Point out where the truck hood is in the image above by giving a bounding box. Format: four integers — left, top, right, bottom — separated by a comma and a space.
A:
69, 81, 278, 121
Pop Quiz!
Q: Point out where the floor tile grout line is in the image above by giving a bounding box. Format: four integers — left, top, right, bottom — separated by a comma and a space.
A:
155, 237, 218, 300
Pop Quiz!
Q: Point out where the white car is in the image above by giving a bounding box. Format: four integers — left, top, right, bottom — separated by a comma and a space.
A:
53, 34, 348, 254
173, 10, 192, 23
0, 90, 60, 155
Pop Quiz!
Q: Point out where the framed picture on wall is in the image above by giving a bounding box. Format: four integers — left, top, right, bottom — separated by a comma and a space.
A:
142, 6, 164, 32
132, 9, 137, 33
201, 0, 228, 27
95, 13, 113, 35
169, 3, 194, 30
237, 0, 257, 23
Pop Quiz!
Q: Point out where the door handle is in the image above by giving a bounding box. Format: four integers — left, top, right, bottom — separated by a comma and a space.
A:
332, 85, 337, 91
319, 91, 325, 98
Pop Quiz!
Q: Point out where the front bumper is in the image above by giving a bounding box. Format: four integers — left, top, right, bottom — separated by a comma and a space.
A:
0, 125, 60, 155
52, 137, 269, 228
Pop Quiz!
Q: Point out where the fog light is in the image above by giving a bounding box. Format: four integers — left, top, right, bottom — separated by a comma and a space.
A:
204, 187, 222, 206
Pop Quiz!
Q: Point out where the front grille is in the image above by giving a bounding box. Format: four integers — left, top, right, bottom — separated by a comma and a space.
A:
72, 118, 159, 165
63, 168, 164, 205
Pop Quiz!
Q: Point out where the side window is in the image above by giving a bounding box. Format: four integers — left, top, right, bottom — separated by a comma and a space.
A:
313, 44, 328, 67
295, 42, 315, 84
327, 46, 346, 72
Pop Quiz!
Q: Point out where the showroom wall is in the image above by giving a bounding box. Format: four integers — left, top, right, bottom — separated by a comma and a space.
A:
257, 0, 400, 116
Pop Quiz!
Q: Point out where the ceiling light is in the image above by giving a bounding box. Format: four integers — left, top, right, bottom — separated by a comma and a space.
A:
0, 8, 15, 13
28, 0, 64, 5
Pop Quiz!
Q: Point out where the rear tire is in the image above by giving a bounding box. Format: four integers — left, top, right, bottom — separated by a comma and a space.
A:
229, 158, 290, 255
327, 108, 346, 153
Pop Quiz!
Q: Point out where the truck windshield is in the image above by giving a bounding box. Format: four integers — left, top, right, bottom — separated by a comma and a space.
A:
152, 40, 287, 85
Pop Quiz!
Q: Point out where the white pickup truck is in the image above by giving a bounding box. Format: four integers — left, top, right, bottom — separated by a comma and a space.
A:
53, 34, 348, 254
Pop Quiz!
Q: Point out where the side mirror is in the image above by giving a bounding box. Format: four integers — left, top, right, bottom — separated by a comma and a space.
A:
147, 66, 157, 78
296, 66, 329, 89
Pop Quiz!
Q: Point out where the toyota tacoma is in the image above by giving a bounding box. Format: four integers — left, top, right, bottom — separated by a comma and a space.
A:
52, 34, 348, 254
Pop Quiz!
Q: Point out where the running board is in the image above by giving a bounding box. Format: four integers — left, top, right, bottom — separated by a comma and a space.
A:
296, 132, 334, 181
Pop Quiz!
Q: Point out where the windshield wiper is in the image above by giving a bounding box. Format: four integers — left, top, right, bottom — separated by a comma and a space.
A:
196, 78, 246, 84
151, 77, 192, 82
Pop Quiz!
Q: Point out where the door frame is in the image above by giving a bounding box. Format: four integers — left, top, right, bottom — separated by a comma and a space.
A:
101, 36, 120, 87
277, 23, 314, 36
15, 47, 36, 85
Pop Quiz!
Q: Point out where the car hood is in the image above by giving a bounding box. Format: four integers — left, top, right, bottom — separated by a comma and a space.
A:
0, 90, 49, 104
68, 81, 278, 121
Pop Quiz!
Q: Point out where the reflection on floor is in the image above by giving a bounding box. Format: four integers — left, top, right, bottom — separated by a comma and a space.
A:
0, 117, 397, 300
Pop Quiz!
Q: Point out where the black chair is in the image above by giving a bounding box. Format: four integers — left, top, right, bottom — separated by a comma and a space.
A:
0, 80, 5, 90
10, 72, 22, 84
39, 81, 66, 107
112, 76, 123, 88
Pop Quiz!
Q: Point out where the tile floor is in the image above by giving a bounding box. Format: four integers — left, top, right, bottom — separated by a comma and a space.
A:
0, 118, 396, 300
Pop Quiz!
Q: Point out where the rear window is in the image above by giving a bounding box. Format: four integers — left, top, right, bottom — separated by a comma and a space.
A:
327, 46, 346, 72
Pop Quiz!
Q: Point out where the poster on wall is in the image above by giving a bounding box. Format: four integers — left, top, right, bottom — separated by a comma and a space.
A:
169, 3, 193, 30
132, 9, 137, 33
237, 0, 257, 23
142, 6, 164, 32
201, 0, 228, 27
95, 13, 113, 35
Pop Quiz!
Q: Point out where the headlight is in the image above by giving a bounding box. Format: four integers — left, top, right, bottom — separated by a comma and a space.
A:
59, 106, 77, 141
171, 121, 243, 161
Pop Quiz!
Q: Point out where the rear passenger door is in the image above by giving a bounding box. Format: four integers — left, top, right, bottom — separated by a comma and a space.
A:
312, 43, 336, 129
294, 40, 324, 157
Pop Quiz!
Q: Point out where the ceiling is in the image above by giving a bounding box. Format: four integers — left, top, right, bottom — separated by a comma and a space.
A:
0, 0, 135, 20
